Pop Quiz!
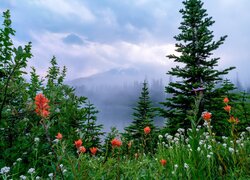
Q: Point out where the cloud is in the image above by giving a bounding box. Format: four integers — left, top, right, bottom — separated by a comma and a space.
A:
27, 31, 176, 80
28, 0, 96, 23
1, 0, 250, 86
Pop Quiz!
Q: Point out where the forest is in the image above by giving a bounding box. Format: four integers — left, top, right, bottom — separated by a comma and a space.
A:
1, 0, 250, 179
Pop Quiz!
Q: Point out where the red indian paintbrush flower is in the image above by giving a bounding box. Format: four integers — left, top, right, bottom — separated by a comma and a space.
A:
160, 159, 167, 166
74, 139, 82, 148
111, 138, 122, 147
202, 111, 212, 121
90, 147, 98, 155
144, 126, 151, 134
228, 116, 239, 124
56, 132, 63, 140
79, 146, 86, 153
35, 93, 50, 118
224, 105, 231, 112
223, 97, 229, 104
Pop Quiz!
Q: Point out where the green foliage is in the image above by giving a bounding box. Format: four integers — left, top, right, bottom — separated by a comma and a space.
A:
160, 0, 236, 135
78, 101, 104, 150
0, 10, 33, 166
123, 81, 157, 153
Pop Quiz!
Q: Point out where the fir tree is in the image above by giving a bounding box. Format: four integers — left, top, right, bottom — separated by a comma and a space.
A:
161, 0, 235, 134
124, 81, 156, 151
78, 101, 104, 149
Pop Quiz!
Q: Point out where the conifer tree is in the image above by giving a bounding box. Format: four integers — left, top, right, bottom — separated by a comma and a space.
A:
78, 101, 104, 149
124, 81, 156, 145
161, 0, 235, 134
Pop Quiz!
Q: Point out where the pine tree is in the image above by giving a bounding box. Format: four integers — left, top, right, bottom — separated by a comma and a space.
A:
124, 81, 156, 150
78, 101, 104, 149
161, 0, 235, 134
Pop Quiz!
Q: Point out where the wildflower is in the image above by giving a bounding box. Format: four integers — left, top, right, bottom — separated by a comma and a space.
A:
28, 168, 35, 174
34, 93, 50, 118
202, 111, 212, 121
228, 116, 239, 124
222, 136, 227, 140
34, 137, 40, 143
222, 143, 227, 147
111, 138, 122, 147
177, 128, 185, 133
246, 127, 250, 132
74, 139, 82, 148
224, 105, 231, 112
175, 133, 180, 137
90, 147, 98, 155
59, 164, 63, 168
56, 132, 63, 140
48, 173, 53, 178
166, 135, 173, 140
79, 146, 86, 153
160, 159, 167, 166
63, 169, 67, 174
174, 164, 178, 169
20, 175, 27, 180
35, 176, 41, 180
229, 147, 234, 153
207, 154, 211, 159
208, 145, 212, 150
223, 97, 229, 104
158, 135, 163, 139
0, 166, 10, 174
184, 163, 189, 169
144, 126, 151, 134
197, 147, 201, 152
16, 158, 22, 162
53, 139, 59, 144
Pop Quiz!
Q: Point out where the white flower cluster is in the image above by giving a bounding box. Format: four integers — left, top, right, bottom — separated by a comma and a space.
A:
0, 166, 10, 174
20, 175, 27, 180
34, 137, 40, 143
28, 168, 35, 174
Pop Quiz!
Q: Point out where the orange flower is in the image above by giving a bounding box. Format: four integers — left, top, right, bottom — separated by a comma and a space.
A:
228, 116, 239, 124
35, 93, 50, 118
56, 132, 63, 140
90, 147, 98, 155
160, 159, 167, 166
223, 97, 229, 104
111, 138, 122, 147
74, 139, 82, 148
144, 126, 151, 134
202, 111, 212, 121
79, 146, 86, 153
224, 105, 231, 112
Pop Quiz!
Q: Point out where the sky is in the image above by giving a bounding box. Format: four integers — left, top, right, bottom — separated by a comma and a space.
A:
1, 0, 250, 87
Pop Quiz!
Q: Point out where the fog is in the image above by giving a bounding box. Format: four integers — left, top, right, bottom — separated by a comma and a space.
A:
68, 68, 166, 132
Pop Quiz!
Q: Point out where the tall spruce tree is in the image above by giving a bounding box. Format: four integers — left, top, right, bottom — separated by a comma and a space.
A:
161, 0, 235, 134
124, 81, 156, 144
78, 101, 104, 149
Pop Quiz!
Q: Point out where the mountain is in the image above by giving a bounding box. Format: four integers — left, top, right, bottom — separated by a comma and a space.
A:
67, 67, 144, 88
65, 67, 166, 132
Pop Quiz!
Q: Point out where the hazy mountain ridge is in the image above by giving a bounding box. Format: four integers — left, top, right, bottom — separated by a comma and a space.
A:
66, 67, 166, 132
